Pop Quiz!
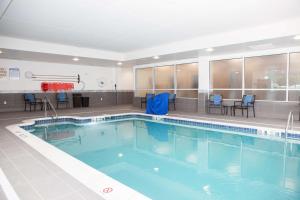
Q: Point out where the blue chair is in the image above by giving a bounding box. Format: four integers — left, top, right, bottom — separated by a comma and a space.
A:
234, 95, 256, 118
168, 93, 176, 110
141, 93, 155, 108
207, 94, 223, 114
56, 92, 69, 109
23, 93, 43, 112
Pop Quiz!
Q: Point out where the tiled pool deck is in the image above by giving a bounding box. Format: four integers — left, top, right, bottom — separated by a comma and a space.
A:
1, 105, 300, 199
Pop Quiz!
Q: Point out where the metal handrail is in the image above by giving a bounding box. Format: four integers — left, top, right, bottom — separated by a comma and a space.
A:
43, 96, 58, 119
285, 111, 294, 140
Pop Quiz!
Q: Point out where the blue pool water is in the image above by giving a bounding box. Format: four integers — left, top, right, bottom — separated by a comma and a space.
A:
30, 119, 300, 200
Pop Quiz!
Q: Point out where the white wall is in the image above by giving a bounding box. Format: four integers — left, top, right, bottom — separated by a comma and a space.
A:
115, 66, 134, 90
0, 59, 124, 92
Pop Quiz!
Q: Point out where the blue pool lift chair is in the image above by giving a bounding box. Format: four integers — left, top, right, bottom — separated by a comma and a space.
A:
23, 93, 43, 112
207, 94, 223, 114
168, 93, 176, 110
56, 92, 70, 109
234, 95, 256, 118
141, 93, 155, 108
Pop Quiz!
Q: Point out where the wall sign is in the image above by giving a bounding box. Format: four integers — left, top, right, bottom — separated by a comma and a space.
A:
0, 68, 7, 79
9, 68, 20, 80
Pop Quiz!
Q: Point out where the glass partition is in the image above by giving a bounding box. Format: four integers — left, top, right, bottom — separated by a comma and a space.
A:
176, 90, 198, 98
244, 90, 286, 101
210, 58, 243, 99
135, 67, 153, 89
135, 90, 153, 97
210, 59, 243, 89
289, 53, 300, 89
288, 52, 300, 101
244, 54, 287, 89
176, 63, 198, 89
155, 65, 174, 89
210, 90, 242, 99
135, 63, 199, 98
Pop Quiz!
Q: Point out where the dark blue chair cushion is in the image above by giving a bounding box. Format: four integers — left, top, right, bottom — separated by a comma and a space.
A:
243, 95, 254, 106
146, 93, 154, 100
168, 94, 176, 101
213, 95, 222, 105
25, 94, 35, 103
57, 93, 67, 102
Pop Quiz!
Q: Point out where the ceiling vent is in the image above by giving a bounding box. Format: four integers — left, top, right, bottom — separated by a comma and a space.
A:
248, 43, 275, 50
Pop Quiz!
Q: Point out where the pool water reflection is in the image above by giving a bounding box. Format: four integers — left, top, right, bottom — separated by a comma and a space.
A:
32, 119, 300, 200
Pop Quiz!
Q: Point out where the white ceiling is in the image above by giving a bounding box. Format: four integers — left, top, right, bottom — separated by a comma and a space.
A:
1, 0, 300, 53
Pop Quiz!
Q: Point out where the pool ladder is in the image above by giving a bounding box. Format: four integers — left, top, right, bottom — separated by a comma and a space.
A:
285, 111, 294, 141
43, 95, 58, 119
282, 111, 294, 184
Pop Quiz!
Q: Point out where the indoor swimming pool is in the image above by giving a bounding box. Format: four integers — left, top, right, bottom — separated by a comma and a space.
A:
26, 116, 300, 200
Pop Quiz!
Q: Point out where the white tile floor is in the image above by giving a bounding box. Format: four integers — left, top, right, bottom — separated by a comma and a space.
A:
0, 105, 299, 199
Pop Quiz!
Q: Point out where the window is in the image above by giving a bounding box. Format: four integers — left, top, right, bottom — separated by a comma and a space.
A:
176, 63, 198, 89
245, 54, 287, 89
210, 58, 243, 99
135, 68, 153, 97
244, 90, 286, 101
135, 67, 153, 89
155, 65, 174, 90
135, 90, 153, 97
210, 90, 242, 99
289, 53, 300, 101
135, 63, 198, 98
210, 54, 291, 101
176, 63, 198, 98
244, 54, 287, 101
176, 90, 198, 98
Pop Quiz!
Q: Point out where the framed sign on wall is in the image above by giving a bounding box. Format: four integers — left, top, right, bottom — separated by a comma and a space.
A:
9, 68, 20, 80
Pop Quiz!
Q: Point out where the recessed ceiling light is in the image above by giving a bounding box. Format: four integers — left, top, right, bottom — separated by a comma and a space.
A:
206, 48, 214, 52
72, 57, 79, 61
117, 62, 123, 66
153, 56, 160, 59
294, 35, 300, 40
0, 50, 2, 54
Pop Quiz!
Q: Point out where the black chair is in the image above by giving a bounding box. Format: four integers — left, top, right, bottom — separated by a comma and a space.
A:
56, 92, 70, 109
24, 93, 43, 112
206, 94, 223, 114
168, 94, 176, 110
141, 93, 155, 108
234, 95, 256, 118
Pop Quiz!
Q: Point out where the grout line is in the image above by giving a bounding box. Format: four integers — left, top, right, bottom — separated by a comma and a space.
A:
0, 148, 46, 200
0, 168, 20, 200
4, 135, 96, 200
0, 0, 14, 21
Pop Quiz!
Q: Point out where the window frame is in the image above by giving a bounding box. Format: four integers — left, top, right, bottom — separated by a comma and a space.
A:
209, 51, 300, 102
134, 61, 199, 99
